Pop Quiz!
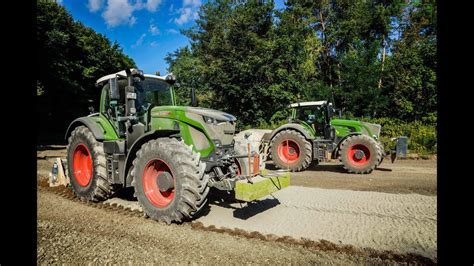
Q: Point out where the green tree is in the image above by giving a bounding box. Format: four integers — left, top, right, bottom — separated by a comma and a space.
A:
382, 0, 436, 121
37, 1, 135, 143
169, 0, 279, 128
167, 0, 436, 127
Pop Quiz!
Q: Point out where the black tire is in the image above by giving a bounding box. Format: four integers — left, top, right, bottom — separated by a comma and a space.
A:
131, 138, 209, 224
376, 143, 385, 167
339, 134, 381, 174
270, 130, 312, 172
67, 126, 120, 201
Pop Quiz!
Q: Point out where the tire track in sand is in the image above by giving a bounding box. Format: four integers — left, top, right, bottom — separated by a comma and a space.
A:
195, 186, 437, 260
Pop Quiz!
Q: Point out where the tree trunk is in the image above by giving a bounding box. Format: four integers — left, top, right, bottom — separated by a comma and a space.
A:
378, 35, 386, 89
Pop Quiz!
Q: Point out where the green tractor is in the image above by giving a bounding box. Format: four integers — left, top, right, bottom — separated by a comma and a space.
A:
268, 101, 405, 173
65, 68, 289, 224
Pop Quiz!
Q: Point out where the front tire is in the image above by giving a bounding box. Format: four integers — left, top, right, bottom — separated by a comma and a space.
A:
131, 138, 209, 224
376, 142, 385, 167
339, 134, 381, 174
67, 126, 119, 201
271, 130, 312, 172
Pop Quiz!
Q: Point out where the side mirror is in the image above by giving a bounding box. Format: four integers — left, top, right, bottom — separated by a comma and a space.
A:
327, 106, 334, 119
190, 87, 198, 107
109, 77, 119, 100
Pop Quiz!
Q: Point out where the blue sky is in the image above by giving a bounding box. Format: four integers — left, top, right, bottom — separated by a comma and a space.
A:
60, 0, 286, 75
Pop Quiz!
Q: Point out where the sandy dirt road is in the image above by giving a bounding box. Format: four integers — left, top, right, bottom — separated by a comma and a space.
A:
37, 147, 437, 263
269, 159, 437, 195
103, 185, 437, 259
198, 186, 436, 259
38, 189, 419, 264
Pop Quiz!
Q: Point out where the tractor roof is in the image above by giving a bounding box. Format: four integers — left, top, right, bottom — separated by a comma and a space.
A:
95, 68, 167, 85
288, 101, 328, 108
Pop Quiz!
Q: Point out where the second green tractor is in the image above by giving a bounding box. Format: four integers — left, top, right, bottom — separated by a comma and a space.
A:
267, 101, 405, 173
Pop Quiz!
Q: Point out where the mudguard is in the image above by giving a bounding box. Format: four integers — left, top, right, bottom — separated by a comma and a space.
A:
65, 116, 105, 141
269, 123, 313, 141
123, 129, 180, 187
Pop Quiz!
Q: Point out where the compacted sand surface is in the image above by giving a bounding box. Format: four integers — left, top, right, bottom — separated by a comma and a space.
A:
37, 147, 437, 263
197, 186, 437, 259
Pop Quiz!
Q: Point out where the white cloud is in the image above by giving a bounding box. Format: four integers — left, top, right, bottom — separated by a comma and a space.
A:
146, 0, 162, 12
132, 33, 146, 48
149, 23, 160, 35
98, 0, 163, 27
129, 16, 137, 26
102, 0, 136, 27
175, 7, 199, 25
150, 41, 159, 47
174, 0, 201, 25
88, 0, 104, 12
133, 0, 144, 9
183, 0, 200, 7
166, 28, 179, 34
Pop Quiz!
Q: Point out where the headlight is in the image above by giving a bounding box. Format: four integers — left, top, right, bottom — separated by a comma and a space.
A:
203, 115, 215, 124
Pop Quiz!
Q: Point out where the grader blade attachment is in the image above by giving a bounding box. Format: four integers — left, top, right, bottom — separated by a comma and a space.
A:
234, 172, 290, 202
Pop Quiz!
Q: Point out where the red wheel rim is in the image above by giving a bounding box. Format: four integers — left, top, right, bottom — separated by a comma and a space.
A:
277, 140, 300, 164
73, 144, 93, 187
347, 144, 371, 166
142, 159, 175, 208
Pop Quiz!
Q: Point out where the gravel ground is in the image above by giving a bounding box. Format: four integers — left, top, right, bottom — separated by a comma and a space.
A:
271, 159, 437, 195
198, 186, 437, 259
37, 147, 437, 264
38, 190, 407, 264
104, 185, 437, 259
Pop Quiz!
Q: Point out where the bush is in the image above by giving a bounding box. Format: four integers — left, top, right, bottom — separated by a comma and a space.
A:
357, 117, 437, 155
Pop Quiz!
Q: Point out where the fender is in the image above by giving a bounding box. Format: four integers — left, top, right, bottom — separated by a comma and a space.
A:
122, 129, 180, 187
65, 116, 105, 141
269, 123, 313, 142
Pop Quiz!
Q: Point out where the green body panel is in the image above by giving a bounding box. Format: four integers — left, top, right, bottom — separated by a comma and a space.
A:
100, 88, 107, 114
235, 173, 290, 202
298, 121, 316, 139
82, 114, 120, 140
330, 119, 375, 138
150, 106, 215, 158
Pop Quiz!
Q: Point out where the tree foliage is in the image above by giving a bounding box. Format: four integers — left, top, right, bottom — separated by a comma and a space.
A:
167, 0, 437, 128
37, 1, 135, 143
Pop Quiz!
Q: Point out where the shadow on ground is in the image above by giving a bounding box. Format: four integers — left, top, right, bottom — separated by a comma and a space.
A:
266, 161, 347, 173
194, 188, 281, 220
37, 145, 67, 151
266, 161, 392, 173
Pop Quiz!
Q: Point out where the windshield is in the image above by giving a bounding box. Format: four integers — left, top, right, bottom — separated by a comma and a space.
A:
133, 78, 174, 112
293, 105, 327, 126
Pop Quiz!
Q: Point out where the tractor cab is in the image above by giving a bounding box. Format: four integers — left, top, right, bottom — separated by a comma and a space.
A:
288, 101, 335, 140
96, 69, 177, 137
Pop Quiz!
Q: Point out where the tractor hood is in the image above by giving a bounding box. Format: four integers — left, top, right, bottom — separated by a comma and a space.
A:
186, 107, 237, 123
331, 119, 381, 139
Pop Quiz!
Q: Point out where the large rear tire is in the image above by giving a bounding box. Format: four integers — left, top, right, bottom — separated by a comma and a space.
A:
67, 126, 120, 201
131, 138, 209, 224
376, 142, 384, 167
270, 130, 312, 172
339, 134, 381, 174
